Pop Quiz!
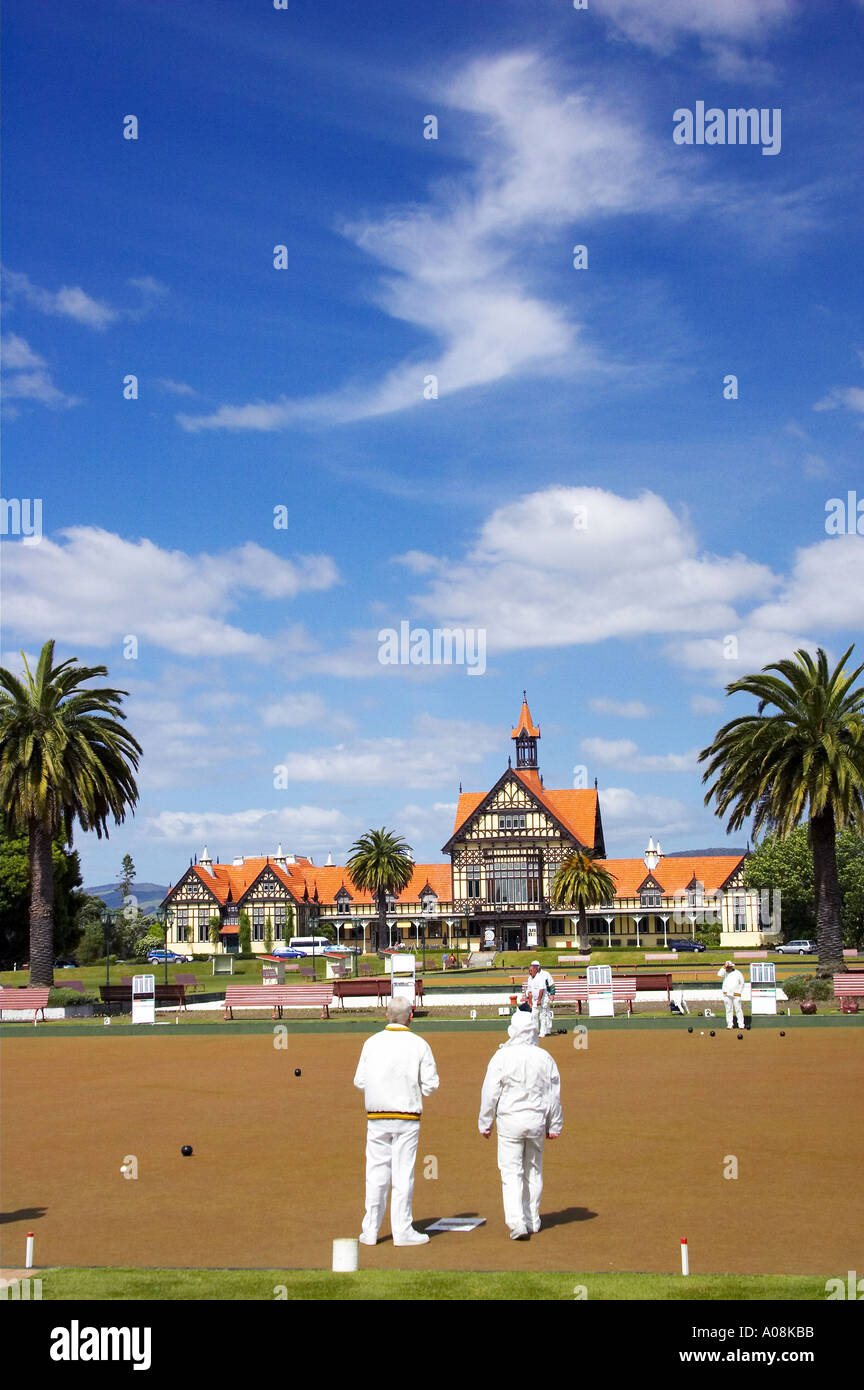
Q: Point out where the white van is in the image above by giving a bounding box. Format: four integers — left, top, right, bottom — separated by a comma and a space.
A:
288, 936, 332, 956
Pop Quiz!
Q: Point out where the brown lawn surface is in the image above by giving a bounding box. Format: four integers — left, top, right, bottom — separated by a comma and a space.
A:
2, 1028, 860, 1274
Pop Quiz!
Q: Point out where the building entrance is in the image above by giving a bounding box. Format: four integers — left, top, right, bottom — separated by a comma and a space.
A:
501, 926, 522, 953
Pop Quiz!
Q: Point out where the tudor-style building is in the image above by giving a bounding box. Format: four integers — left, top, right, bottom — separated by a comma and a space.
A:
443, 696, 606, 952
161, 696, 780, 955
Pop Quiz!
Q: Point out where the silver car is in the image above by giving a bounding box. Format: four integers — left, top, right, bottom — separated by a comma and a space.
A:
775, 939, 816, 955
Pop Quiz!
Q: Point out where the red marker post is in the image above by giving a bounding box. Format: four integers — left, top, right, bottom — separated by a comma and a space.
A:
680, 1237, 689, 1276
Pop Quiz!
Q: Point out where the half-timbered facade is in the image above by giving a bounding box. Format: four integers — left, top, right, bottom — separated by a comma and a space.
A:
160, 696, 780, 955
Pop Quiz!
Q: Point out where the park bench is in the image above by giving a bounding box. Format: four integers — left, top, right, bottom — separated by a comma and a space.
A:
300, 966, 316, 980
332, 978, 425, 1010
557, 955, 591, 964
834, 974, 864, 1009
223, 983, 333, 1020
175, 973, 204, 992
97, 984, 186, 1015
550, 977, 638, 1017
735, 950, 767, 959
0, 987, 51, 1024
633, 972, 672, 1002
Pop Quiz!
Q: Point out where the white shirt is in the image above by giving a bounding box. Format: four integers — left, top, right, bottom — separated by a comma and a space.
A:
524, 969, 554, 1004
478, 1040, 563, 1139
718, 968, 745, 996
353, 1024, 439, 1119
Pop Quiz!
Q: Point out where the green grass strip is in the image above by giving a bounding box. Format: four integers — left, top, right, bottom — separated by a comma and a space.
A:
28, 1267, 830, 1301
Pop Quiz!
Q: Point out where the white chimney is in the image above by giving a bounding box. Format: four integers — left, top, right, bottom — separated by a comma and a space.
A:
199, 845, 215, 876
233, 856, 245, 867
643, 837, 660, 872
326, 851, 334, 866
274, 843, 287, 867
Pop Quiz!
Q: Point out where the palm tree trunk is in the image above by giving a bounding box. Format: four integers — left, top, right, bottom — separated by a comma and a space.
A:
578, 903, 588, 949
374, 890, 386, 955
29, 820, 55, 987
810, 807, 844, 972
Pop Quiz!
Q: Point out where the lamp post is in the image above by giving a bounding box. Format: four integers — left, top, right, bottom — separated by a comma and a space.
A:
154, 907, 168, 985
100, 908, 114, 987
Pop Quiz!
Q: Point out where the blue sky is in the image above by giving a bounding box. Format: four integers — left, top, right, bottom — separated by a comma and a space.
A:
3, 0, 864, 889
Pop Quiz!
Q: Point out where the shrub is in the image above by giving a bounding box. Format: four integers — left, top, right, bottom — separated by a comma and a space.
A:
48, 988, 99, 1007
782, 974, 833, 1001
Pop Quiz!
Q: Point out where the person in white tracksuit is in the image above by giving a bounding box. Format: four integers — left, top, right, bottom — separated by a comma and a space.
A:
353, 997, 439, 1247
478, 1009, 563, 1240
717, 961, 746, 1029
522, 960, 555, 1037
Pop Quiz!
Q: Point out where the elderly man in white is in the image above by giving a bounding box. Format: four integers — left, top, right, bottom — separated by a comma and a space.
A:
717, 960, 746, 1030
353, 997, 439, 1247
478, 1009, 563, 1240
522, 959, 555, 1037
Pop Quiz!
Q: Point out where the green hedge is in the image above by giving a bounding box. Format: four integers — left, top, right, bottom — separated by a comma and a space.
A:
781, 974, 833, 1001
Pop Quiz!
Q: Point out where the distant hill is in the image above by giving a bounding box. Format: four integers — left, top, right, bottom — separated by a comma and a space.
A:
85, 882, 169, 913
663, 848, 748, 858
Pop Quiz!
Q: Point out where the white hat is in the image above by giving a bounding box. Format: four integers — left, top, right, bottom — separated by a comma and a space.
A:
724, 960, 734, 968
530, 959, 541, 966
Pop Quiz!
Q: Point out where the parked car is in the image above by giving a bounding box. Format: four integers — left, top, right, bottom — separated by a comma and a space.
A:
673, 939, 706, 953
323, 944, 362, 956
270, 948, 305, 959
147, 949, 192, 964
54, 958, 80, 969
775, 939, 816, 955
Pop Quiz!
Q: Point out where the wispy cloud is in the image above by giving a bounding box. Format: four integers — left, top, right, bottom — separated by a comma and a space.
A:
581, 738, 699, 774
599, 0, 797, 58
3, 528, 340, 659
4, 269, 120, 330
1, 333, 82, 409
588, 697, 651, 719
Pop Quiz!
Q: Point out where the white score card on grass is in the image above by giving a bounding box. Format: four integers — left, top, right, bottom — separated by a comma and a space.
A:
424, 1218, 486, 1233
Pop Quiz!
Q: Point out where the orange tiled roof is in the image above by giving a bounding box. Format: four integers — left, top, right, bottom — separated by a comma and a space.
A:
189, 857, 312, 905
511, 696, 540, 739
596, 855, 746, 897
300, 862, 452, 906
451, 778, 598, 848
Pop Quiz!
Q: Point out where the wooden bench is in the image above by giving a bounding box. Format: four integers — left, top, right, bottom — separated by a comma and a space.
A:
551, 977, 638, 1017
223, 984, 333, 1020
633, 972, 672, 1002
0, 987, 51, 1024
735, 950, 767, 959
557, 955, 591, 964
834, 974, 864, 1008
175, 973, 204, 993
332, 979, 425, 1009
98, 984, 186, 1015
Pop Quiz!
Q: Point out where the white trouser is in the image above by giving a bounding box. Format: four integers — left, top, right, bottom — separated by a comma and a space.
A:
532, 998, 553, 1037
724, 994, 744, 1028
496, 1127, 545, 1233
361, 1119, 421, 1242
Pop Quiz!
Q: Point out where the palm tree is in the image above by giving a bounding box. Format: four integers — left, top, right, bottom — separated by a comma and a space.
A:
346, 828, 414, 954
699, 645, 864, 972
551, 850, 618, 947
0, 641, 142, 987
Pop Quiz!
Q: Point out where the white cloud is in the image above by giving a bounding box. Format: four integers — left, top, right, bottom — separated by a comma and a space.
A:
262, 692, 354, 732
157, 378, 199, 397
3, 528, 339, 658
2, 369, 81, 409
597, 787, 696, 840
588, 697, 651, 718
145, 806, 353, 856
407, 485, 776, 652
5, 269, 119, 330
177, 50, 704, 432
1, 334, 81, 409
276, 714, 499, 789
396, 801, 459, 852
582, 738, 699, 774
814, 386, 864, 415
3, 334, 46, 370
600, 0, 796, 55
689, 694, 724, 715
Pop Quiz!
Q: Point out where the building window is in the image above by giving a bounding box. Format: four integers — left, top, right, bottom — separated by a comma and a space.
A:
466, 875, 482, 898
687, 883, 704, 907
487, 853, 541, 907
640, 891, 661, 908
733, 898, 747, 931
498, 813, 526, 831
